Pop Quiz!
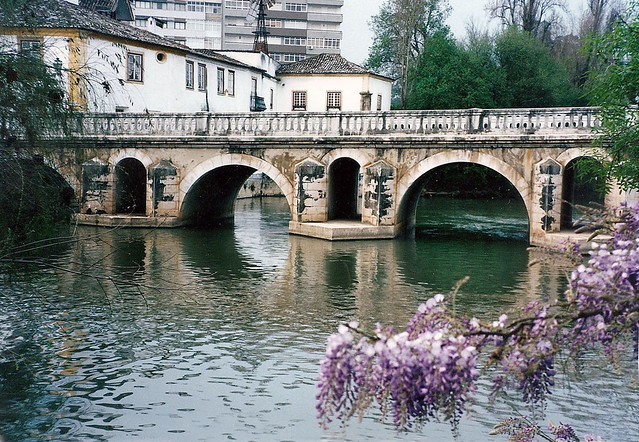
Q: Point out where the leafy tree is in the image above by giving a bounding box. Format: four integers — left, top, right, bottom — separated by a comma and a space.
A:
586, 2, 639, 191
0, 1, 78, 247
366, 0, 451, 108
495, 27, 581, 107
405, 30, 507, 109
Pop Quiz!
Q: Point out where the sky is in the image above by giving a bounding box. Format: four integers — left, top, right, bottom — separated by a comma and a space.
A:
341, 0, 585, 64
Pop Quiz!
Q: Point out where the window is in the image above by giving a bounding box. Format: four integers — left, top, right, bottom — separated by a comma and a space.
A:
127, 52, 143, 82
187, 1, 205, 12
292, 91, 307, 111
19, 38, 42, 54
205, 2, 221, 13
198, 64, 207, 91
283, 37, 306, 46
265, 19, 282, 28
217, 68, 225, 94
174, 21, 186, 30
228, 70, 235, 96
226, 0, 250, 9
361, 93, 372, 111
185, 60, 194, 89
377, 94, 383, 111
285, 3, 307, 12
327, 91, 341, 110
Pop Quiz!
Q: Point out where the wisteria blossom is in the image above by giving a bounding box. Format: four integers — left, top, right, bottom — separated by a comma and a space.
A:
317, 206, 639, 440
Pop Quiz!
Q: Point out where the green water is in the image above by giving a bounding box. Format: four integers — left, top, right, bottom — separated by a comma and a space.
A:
0, 197, 636, 441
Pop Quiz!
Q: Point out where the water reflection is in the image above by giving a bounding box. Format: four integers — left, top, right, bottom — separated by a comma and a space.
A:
0, 197, 636, 441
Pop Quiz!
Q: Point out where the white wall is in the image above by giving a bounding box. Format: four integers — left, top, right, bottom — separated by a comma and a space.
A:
21, 32, 271, 113
276, 73, 392, 112
81, 36, 268, 113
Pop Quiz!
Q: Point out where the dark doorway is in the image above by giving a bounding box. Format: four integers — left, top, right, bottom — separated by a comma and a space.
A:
115, 158, 146, 214
328, 158, 360, 220
561, 157, 605, 229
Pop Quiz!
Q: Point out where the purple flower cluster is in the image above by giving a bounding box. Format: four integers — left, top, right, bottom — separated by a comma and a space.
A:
317, 205, 639, 438
566, 206, 639, 359
548, 421, 579, 442
317, 295, 481, 429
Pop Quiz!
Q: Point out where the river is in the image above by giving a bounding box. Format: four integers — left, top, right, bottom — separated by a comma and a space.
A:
0, 197, 637, 441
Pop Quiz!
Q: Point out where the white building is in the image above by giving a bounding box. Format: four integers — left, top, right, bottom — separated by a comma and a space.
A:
275, 53, 393, 112
1, 0, 391, 115
1, 0, 278, 113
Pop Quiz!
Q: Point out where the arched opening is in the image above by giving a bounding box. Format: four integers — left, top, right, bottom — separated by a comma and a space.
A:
328, 158, 360, 220
0, 154, 75, 242
181, 165, 257, 227
399, 163, 529, 241
561, 157, 605, 230
115, 158, 146, 214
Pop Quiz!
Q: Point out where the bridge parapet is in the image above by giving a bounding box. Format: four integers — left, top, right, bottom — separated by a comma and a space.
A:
73, 107, 600, 139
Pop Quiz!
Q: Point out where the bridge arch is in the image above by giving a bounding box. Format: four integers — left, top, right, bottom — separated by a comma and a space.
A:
179, 153, 294, 226
108, 149, 154, 215
396, 151, 531, 234
322, 149, 373, 221
557, 148, 607, 229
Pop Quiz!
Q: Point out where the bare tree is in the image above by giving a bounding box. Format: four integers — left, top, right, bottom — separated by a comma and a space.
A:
580, 0, 625, 36
487, 0, 567, 41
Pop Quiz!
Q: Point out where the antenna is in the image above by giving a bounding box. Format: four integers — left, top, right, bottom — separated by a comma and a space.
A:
246, 0, 275, 54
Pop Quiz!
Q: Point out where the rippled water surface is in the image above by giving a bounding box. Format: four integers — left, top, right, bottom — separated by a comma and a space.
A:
0, 197, 637, 441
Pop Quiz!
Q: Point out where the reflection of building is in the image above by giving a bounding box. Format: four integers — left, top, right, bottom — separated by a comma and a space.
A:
129, 1, 343, 63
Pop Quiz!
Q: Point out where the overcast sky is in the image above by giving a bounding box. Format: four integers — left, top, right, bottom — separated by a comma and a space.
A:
341, 0, 586, 64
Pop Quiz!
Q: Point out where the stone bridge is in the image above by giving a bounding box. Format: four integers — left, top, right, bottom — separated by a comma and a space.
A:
43, 107, 623, 245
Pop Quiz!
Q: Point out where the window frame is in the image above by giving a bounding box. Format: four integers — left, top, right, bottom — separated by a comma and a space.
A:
197, 63, 207, 91
326, 91, 341, 111
127, 52, 144, 83
227, 70, 235, 96
217, 68, 225, 95
185, 60, 194, 89
292, 90, 307, 111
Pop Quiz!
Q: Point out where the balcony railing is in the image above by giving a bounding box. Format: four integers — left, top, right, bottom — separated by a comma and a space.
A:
71, 107, 601, 139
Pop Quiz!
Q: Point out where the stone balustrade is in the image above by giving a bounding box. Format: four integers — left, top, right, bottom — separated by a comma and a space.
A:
73, 107, 600, 139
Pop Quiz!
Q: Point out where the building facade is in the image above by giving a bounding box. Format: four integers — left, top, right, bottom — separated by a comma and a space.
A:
1, 0, 278, 114
276, 53, 392, 112
130, 0, 343, 62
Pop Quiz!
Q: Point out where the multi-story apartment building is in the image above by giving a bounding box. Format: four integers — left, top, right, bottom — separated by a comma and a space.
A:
130, 1, 342, 62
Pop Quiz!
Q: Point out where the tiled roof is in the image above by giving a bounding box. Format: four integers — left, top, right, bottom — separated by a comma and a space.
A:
194, 49, 256, 71
0, 0, 188, 53
79, 0, 117, 12
79, 0, 134, 21
276, 53, 372, 75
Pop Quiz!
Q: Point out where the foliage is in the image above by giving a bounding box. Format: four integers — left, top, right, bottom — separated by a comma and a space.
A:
587, 2, 639, 191
366, 0, 451, 108
495, 27, 581, 108
0, 43, 75, 148
0, 155, 73, 251
406, 30, 505, 109
317, 205, 639, 440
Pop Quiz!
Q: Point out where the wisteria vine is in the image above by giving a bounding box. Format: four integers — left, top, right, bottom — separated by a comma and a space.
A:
317, 205, 639, 440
